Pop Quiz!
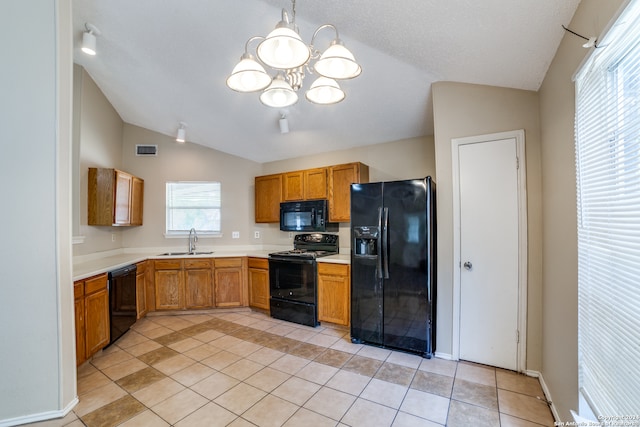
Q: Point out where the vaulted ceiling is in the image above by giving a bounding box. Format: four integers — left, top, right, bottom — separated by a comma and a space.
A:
72, 0, 581, 163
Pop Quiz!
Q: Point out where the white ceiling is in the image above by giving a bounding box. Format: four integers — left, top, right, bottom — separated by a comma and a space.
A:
72, 0, 581, 163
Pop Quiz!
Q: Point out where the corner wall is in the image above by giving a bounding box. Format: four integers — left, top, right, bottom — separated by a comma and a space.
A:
431, 82, 543, 369
538, 0, 625, 420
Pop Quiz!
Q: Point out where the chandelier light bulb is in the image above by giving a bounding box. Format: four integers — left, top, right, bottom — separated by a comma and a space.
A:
275, 39, 294, 65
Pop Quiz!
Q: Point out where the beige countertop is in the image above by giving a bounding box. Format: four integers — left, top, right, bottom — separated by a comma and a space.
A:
73, 249, 349, 281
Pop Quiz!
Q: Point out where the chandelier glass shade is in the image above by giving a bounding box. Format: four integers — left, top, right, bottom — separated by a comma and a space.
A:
226, 0, 361, 108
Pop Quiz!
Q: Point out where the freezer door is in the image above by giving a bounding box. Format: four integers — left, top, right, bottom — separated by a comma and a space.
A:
382, 179, 432, 355
350, 182, 384, 345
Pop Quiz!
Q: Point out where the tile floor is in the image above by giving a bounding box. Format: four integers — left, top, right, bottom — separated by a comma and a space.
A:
28, 309, 555, 427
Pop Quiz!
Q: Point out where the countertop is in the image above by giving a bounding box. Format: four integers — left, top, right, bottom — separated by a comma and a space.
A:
73, 249, 350, 281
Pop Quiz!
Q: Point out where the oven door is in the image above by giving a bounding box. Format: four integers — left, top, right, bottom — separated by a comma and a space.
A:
269, 257, 317, 304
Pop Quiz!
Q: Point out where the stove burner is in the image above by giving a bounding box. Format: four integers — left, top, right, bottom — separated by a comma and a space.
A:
268, 233, 339, 260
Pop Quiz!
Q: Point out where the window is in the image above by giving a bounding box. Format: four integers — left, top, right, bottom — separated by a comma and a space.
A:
166, 182, 221, 235
574, 0, 640, 417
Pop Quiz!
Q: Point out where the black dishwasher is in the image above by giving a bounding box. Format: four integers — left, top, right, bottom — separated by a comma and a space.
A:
107, 264, 137, 346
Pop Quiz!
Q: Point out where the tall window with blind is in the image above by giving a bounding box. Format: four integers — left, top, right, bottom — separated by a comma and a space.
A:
574, 0, 640, 417
166, 182, 221, 235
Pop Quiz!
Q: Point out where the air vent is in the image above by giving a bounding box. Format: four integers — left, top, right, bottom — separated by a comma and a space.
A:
136, 145, 157, 156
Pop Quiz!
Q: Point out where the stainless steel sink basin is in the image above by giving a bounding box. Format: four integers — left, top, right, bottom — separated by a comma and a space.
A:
157, 251, 213, 256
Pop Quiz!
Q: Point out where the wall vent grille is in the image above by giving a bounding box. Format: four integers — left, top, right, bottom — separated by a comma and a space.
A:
136, 145, 157, 156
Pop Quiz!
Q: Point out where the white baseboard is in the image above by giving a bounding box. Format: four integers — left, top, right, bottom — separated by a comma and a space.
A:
434, 351, 454, 360
525, 369, 559, 423
0, 397, 78, 427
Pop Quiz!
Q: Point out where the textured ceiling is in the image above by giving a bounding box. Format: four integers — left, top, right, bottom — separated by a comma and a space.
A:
72, 0, 581, 163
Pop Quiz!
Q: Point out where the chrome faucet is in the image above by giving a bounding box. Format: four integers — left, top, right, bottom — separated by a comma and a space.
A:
188, 228, 198, 254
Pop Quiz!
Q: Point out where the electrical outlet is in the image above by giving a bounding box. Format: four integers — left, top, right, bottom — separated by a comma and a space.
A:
254, 231, 260, 239
111, 233, 116, 242
288, 232, 293, 238
232, 231, 240, 239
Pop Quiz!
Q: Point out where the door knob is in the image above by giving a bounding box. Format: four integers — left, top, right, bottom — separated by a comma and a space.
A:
463, 261, 472, 270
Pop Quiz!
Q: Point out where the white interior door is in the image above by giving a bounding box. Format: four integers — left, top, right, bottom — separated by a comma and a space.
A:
454, 131, 526, 371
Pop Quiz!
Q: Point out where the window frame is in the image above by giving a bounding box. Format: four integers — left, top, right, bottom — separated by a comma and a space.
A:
165, 181, 222, 237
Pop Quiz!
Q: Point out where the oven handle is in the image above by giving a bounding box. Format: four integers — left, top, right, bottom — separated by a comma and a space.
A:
269, 256, 316, 265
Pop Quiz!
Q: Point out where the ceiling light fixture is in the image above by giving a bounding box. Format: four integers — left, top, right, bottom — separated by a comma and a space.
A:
226, 0, 361, 108
82, 23, 100, 56
176, 122, 187, 144
279, 114, 290, 134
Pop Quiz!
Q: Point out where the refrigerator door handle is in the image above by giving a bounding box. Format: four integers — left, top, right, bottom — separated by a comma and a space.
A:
382, 207, 390, 279
376, 207, 383, 278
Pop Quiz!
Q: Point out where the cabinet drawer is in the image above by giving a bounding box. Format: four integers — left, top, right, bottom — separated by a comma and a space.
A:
248, 258, 268, 269
318, 263, 349, 276
214, 258, 242, 268
155, 259, 183, 270
136, 261, 147, 274
84, 274, 107, 295
185, 259, 212, 269
74, 281, 84, 299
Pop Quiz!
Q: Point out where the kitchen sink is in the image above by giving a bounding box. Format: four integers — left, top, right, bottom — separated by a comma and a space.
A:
157, 251, 214, 256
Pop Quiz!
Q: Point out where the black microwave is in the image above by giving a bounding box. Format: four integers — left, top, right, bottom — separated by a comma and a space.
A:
280, 200, 337, 232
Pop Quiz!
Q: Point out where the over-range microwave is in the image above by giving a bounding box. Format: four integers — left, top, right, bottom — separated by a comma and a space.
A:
280, 200, 338, 232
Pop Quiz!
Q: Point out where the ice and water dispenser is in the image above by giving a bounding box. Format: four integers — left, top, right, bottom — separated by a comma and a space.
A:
353, 226, 379, 257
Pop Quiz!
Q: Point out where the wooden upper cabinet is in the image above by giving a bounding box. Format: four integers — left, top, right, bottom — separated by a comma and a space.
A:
255, 174, 282, 223
304, 168, 328, 200
282, 171, 304, 201
88, 168, 144, 226
328, 162, 369, 222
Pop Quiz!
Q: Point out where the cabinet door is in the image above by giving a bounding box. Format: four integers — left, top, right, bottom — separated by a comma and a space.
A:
328, 163, 369, 222
74, 291, 86, 366
255, 174, 282, 223
304, 168, 328, 200
155, 270, 184, 310
318, 263, 350, 326
136, 266, 147, 319
215, 268, 243, 307
85, 286, 110, 355
130, 176, 144, 226
248, 258, 269, 310
283, 171, 304, 201
185, 269, 213, 308
114, 170, 133, 225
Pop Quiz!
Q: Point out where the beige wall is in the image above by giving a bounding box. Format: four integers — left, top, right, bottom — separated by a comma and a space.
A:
431, 82, 543, 368
538, 0, 625, 420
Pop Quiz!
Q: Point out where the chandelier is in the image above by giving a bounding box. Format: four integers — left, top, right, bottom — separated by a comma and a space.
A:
226, 0, 362, 108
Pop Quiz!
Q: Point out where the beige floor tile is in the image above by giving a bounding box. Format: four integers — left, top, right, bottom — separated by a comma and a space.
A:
246, 347, 286, 365
191, 329, 225, 343
284, 407, 337, 427
154, 331, 190, 346
248, 319, 280, 331
399, 389, 450, 425
306, 332, 340, 347
500, 413, 553, 427
387, 351, 423, 369
139, 326, 173, 339
222, 358, 265, 380
21, 410, 80, 427
174, 402, 237, 427
151, 316, 194, 331
357, 345, 393, 361
272, 376, 322, 406
343, 355, 383, 377
267, 324, 298, 336
330, 337, 363, 354
151, 388, 208, 425
498, 389, 555, 426
411, 370, 454, 398
118, 409, 170, 426
190, 372, 240, 400
77, 361, 99, 379
115, 366, 166, 393
77, 370, 112, 396
226, 340, 263, 356
447, 399, 500, 427
326, 369, 371, 396
392, 411, 443, 427
285, 328, 319, 342
182, 343, 221, 361
375, 362, 417, 387
295, 361, 339, 385
496, 370, 544, 397
200, 350, 243, 370
361, 378, 409, 409
342, 398, 398, 427
170, 362, 215, 387
242, 394, 299, 427
132, 377, 185, 407
210, 334, 245, 349
452, 377, 498, 410
168, 337, 205, 353
245, 366, 291, 392
304, 386, 356, 420
419, 357, 457, 377
100, 357, 148, 381
136, 346, 179, 366
124, 339, 163, 357
269, 354, 310, 375
182, 314, 214, 324
130, 318, 162, 333
214, 383, 267, 415
79, 394, 146, 427
73, 382, 128, 417
116, 330, 149, 349
455, 362, 496, 387
153, 354, 196, 375
90, 349, 133, 370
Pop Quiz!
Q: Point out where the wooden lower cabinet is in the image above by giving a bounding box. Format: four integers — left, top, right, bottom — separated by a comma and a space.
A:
154, 259, 184, 310
74, 273, 110, 365
214, 258, 246, 307
136, 261, 148, 319
248, 258, 269, 310
318, 263, 350, 326
185, 259, 213, 308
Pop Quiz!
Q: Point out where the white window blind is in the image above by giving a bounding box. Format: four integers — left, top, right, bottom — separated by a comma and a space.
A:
166, 182, 221, 235
575, 0, 640, 417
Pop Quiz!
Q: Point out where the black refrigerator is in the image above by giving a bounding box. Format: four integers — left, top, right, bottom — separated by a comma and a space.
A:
350, 177, 436, 357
